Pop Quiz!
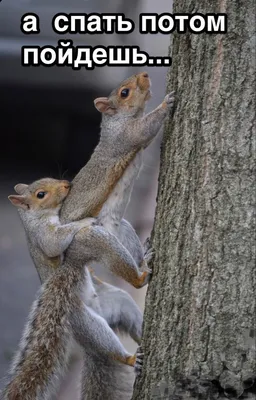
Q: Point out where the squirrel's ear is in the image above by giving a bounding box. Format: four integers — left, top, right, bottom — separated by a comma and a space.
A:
94, 97, 116, 115
14, 183, 28, 195
8, 195, 28, 210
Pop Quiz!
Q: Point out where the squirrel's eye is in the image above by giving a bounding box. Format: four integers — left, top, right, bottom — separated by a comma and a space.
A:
120, 88, 129, 98
37, 192, 46, 199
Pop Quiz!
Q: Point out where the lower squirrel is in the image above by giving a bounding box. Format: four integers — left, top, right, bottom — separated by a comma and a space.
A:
8, 178, 149, 399
3, 178, 144, 400
11, 179, 151, 289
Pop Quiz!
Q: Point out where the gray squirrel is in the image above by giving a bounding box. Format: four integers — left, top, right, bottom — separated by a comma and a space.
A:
82, 272, 144, 400
61, 72, 174, 269
3, 178, 144, 399
64, 75, 174, 399
22, 72, 174, 285
5, 72, 175, 399
77, 74, 174, 399
9, 178, 150, 288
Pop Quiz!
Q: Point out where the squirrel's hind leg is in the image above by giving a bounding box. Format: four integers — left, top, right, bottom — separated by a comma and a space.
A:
70, 302, 136, 367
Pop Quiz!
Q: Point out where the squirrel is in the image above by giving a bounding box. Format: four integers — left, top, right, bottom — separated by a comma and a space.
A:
11, 178, 150, 289
7, 73, 175, 398
3, 178, 144, 400
72, 74, 174, 399
18, 72, 175, 285
60, 71, 174, 275
82, 270, 144, 400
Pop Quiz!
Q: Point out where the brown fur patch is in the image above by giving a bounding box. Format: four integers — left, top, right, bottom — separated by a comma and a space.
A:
131, 271, 149, 289
6, 382, 20, 400
126, 354, 136, 366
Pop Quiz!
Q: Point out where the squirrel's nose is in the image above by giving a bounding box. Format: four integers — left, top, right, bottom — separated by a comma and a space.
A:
138, 71, 149, 78
137, 72, 151, 90
136, 72, 149, 79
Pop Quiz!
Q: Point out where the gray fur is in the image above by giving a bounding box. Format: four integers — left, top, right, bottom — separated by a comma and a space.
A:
3, 179, 144, 399
81, 354, 134, 400
79, 86, 175, 399
92, 277, 143, 343
5, 74, 175, 399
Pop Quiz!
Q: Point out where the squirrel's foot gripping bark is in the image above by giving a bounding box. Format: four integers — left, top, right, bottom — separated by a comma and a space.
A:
110, 347, 144, 376
162, 91, 175, 110
134, 346, 144, 376
143, 237, 151, 253
136, 238, 154, 283
132, 270, 152, 289
143, 237, 155, 265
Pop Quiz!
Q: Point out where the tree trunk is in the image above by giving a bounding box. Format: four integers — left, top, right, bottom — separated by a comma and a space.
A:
132, 1, 255, 399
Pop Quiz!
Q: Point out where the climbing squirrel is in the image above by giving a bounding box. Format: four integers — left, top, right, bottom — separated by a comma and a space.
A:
7, 73, 175, 399
82, 270, 144, 400
3, 178, 143, 400
23, 72, 175, 284
11, 178, 150, 289
61, 71, 175, 274
9, 178, 93, 260
72, 73, 175, 400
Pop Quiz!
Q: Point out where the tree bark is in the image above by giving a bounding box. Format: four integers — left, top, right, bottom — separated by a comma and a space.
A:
132, 1, 255, 399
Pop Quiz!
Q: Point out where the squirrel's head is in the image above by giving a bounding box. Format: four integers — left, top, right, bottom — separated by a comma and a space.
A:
94, 72, 152, 118
8, 178, 71, 212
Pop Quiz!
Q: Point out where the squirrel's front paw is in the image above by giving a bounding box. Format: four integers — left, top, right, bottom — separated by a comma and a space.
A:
134, 346, 144, 376
140, 237, 154, 275
164, 91, 175, 109
143, 237, 151, 253
140, 260, 152, 275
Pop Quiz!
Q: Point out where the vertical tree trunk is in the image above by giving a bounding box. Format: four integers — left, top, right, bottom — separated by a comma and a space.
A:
133, 1, 255, 399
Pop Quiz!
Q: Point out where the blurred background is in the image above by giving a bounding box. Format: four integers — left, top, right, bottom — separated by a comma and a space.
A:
0, 0, 172, 397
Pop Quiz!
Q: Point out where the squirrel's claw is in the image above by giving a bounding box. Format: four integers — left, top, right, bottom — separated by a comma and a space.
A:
143, 238, 155, 265
144, 249, 155, 264
143, 237, 151, 253
164, 91, 175, 108
134, 346, 144, 376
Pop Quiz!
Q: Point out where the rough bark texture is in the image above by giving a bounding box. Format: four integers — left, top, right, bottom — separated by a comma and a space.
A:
132, 1, 255, 399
